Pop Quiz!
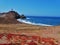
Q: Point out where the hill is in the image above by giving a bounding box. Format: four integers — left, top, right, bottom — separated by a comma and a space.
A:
0, 11, 26, 24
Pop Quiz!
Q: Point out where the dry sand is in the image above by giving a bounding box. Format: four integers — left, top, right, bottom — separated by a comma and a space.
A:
0, 24, 60, 43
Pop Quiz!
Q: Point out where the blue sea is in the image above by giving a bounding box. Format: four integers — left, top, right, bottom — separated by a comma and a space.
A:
17, 16, 60, 26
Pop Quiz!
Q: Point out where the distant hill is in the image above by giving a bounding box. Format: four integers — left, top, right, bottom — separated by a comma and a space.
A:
0, 11, 26, 24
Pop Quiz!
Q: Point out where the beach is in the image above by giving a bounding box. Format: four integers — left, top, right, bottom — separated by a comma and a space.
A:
0, 11, 60, 45
0, 24, 60, 45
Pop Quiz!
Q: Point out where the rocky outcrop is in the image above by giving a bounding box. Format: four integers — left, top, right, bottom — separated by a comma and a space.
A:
0, 11, 26, 24
20, 14, 26, 19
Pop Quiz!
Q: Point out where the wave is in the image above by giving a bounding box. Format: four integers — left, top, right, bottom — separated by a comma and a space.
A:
17, 19, 53, 26
26, 18, 30, 19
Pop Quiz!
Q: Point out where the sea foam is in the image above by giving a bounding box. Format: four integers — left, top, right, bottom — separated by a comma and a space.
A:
17, 19, 53, 26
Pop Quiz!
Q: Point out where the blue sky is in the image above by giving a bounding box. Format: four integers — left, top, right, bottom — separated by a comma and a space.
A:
0, 0, 60, 16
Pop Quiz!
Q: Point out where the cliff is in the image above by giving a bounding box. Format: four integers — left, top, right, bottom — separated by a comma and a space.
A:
0, 11, 26, 24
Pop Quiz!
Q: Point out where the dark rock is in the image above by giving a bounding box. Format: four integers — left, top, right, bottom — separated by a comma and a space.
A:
20, 14, 26, 19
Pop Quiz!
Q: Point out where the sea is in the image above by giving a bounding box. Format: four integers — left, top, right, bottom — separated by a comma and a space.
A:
17, 16, 60, 26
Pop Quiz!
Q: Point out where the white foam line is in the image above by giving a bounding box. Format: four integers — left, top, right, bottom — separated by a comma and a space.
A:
17, 19, 53, 26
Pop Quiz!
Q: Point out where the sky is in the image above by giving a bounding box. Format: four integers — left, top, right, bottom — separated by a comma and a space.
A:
0, 0, 60, 16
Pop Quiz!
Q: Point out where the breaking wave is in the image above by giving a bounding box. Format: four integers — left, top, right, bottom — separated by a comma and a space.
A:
17, 19, 53, 26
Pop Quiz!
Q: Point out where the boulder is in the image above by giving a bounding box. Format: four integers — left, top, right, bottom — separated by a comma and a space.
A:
20, 14, 26, 19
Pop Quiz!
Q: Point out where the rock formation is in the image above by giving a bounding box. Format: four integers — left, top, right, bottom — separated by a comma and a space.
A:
0, 11, 26, 24
20, 14, 26, 19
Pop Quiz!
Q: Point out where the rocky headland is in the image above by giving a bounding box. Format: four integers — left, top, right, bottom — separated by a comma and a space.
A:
0, 10, 26, 24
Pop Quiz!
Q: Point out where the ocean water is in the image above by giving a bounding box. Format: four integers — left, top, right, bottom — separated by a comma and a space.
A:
17, 16, 60, 26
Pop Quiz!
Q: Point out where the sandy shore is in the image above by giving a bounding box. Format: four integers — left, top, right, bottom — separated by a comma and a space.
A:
0, 24, 60, 44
